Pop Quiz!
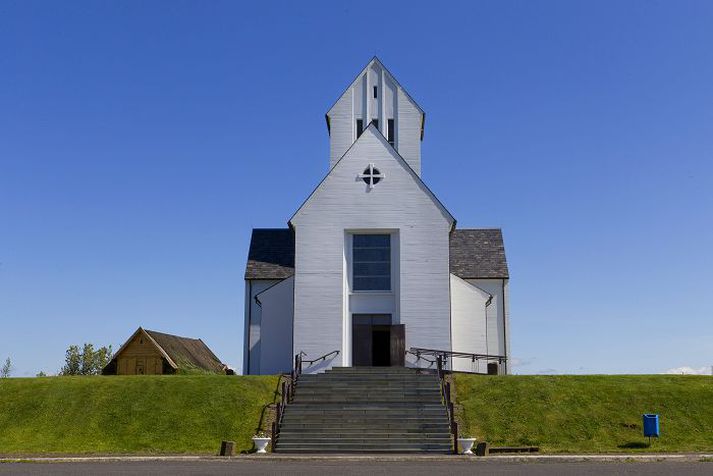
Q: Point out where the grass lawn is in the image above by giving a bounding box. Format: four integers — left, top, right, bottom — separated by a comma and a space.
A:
454, 374, 713, 453
0, 375, 279, 455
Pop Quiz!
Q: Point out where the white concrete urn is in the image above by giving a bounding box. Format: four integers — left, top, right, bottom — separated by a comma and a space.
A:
458, 437, 476, 455
252, 436, 271, 454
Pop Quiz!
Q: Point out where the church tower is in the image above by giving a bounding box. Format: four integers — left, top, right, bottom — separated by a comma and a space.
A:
325, 57, 425, 175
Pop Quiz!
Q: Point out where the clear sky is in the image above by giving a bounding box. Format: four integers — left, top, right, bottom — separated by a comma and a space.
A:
1, 1, 712, 377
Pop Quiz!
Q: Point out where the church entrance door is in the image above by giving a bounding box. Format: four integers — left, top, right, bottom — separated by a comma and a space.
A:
352, 314, 404, 367
372, 326, 390, 366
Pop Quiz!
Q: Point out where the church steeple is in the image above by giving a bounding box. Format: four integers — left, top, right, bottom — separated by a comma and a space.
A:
325, 58, 425, 175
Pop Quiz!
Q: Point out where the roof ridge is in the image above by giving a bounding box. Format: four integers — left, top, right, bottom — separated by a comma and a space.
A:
289, 124, 455, 228
325, 57, 425, 118
145, 329, 202, 342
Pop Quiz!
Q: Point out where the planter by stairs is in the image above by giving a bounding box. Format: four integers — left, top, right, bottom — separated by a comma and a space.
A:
274, 366, 452, 453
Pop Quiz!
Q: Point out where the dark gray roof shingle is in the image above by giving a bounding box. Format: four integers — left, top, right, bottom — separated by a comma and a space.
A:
245, 228, 295, 280
449, 229, 509, 279
244, 227, 508, 280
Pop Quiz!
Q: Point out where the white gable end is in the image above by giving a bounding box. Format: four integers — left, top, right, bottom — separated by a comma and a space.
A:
290, 125, 453, 367
292, 125, 452, 228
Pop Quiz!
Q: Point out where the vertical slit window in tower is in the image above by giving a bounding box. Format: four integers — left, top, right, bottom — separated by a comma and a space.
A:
371, 119, 379, 131
356, 119, 363, 138
373, 85, 378, 98
387, 119, 395, 147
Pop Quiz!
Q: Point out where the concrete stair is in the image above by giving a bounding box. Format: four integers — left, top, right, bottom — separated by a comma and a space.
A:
275, 367, 452, 453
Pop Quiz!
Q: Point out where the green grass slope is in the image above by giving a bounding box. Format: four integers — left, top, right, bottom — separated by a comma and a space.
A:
0, 375, 279, 455
455, 374, 713, 453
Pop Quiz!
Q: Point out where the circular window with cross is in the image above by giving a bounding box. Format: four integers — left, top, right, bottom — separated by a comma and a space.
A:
358, 163, 385, 190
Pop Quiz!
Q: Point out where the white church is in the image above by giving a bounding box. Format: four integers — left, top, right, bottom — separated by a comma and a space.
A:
244, 58, 510, 375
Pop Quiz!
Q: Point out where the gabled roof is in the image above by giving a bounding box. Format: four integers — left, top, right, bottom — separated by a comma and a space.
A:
244, 227, 509, 280
325, 56, 425, 139
245, 228, 295, 280
144, 329, 225, 372
289, 123, 455, 228
450, 229, 509, 279
105, 327, 226, 373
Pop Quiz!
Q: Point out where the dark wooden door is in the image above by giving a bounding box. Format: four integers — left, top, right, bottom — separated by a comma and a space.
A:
353, 324, 372, 366
390, 324, 405, 367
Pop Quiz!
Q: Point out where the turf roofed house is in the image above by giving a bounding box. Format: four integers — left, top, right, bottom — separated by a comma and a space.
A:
103, 327, 229, 375
244, 58, 510, 376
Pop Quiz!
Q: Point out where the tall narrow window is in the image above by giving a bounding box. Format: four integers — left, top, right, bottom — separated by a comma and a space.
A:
352, 234, 391, 291
387, 119, 395, 147
356, 119, 363, 138
373, 86, 378, 98
371, 119, 379, 131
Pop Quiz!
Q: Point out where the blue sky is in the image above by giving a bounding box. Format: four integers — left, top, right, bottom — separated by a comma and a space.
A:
1, 1, 712, 376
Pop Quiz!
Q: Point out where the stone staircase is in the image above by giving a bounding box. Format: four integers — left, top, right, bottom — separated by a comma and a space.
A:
275, 366, 453, 453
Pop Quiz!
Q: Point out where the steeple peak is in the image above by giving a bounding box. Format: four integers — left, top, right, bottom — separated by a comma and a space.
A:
325, 58, 425, 175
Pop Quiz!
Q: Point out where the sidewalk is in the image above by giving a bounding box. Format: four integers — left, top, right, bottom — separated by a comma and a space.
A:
2, 453, 712, 463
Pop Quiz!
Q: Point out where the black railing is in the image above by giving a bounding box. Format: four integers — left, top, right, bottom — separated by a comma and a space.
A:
294, 352, 305, 378
405, 349, 438, 368
297, 349, 340, 374
410, 347, 507, 374
270, 374, 292, 453
270, 350, 340, 452
437, 355, 459, 454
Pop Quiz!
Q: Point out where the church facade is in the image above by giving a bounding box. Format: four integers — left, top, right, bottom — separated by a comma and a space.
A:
244, 58, 510, 375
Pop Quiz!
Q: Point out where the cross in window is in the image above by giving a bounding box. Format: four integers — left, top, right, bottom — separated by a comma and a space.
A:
358, 163, 385, 190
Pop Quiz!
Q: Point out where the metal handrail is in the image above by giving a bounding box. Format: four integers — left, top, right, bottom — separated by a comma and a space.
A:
271, 373, 292, 453
410, 346, 507, 364
437, 355, 459, 454
271, 350, 340, 452
405, 349, 438, 367
298, 349, 340, 373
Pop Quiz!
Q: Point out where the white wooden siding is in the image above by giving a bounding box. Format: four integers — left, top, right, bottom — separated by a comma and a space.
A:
450, 274, 489, 373
292, 127, 452, 372
503, 279, 511, 373
244, 279, 279, 375
369, 63, 380, 123
354, 75, 364, 117
243, 283, 250, 375
467, 278, 509, 374
396, 88, 422, 175
328, 59, 423, 175
349, 293, 397, 314
329, 89, 353, 169
256, 276, 294, 375
385, 76, 396, 119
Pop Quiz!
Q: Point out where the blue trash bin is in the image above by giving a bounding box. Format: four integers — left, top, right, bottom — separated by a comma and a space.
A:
643, 414, 659, 437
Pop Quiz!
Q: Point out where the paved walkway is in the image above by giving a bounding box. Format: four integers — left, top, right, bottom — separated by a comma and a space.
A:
1, 458, 713, 475
2, 453, 713, 462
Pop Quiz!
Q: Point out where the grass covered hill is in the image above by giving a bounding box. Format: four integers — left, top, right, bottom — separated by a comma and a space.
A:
0, 375, 279, 455
2, 373, 712, 455
455, 374, 713, 453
